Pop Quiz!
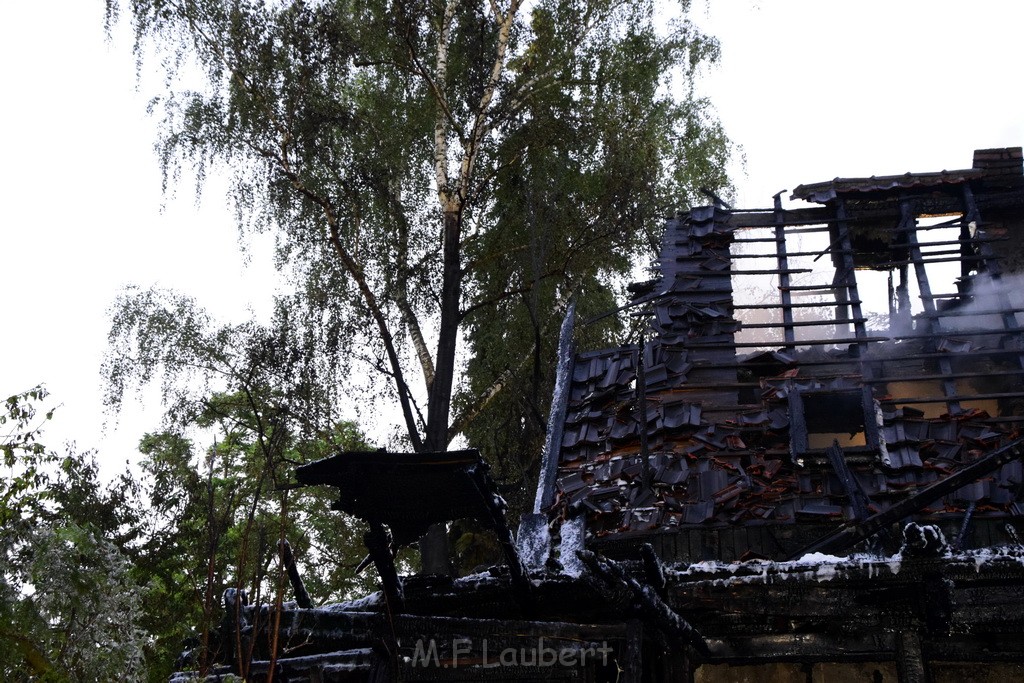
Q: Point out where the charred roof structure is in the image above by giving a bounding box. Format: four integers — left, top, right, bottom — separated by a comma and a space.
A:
176, 149, 1024, 682
550, 147, 1024, 563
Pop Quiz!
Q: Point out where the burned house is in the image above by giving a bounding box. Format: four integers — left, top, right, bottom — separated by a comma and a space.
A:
178, 149, 1024, 682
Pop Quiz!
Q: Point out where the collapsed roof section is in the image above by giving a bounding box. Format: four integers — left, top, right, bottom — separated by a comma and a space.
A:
545, 147, 1024, 562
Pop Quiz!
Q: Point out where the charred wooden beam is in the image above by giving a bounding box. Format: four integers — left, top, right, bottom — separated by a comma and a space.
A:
365, 522, 404, 614
916, 306, 1024, 318
786, 225, 839, 234
787, 435, 1024, 559
245, 649, 376, 677
923, 634, 1024, 662
254, 607, 630, 648
868, 369, 1024, 383
535, 302, 576, 513
902, 198, 961, 415
637, 336, 653, 490
691, 349, 1024, 371
722, 207, 835, 229
278, 539, 312, 609
641, 543, 668, 601
901, 235, 1007, 248
577, 549, 710, 658
779, 283, 849, 291
954, 502, 978, 551
468, 463, 532, 609
890, 328, 1024, 341
705, 632, 899, 664
718, 268, 815, 275
688, 327, 1023, 349
824, 442, 871, 523
725, 249, 856, 259
872, 254, 994, 268
684, 337, 889, 348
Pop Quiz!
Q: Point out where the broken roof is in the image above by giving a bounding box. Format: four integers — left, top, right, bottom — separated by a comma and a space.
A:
545, 147, 1024, 562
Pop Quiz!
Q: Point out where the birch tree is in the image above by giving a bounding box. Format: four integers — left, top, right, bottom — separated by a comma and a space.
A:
105, 0, 730, 571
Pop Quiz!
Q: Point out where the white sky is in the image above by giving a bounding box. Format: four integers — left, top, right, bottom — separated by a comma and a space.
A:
1, 1, 1022, 470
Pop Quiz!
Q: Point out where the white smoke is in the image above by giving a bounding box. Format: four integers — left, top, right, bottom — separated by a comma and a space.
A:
938, 272, 1024, 333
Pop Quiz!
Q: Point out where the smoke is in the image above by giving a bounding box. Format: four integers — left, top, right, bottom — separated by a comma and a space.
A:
939, 272, 1024, 333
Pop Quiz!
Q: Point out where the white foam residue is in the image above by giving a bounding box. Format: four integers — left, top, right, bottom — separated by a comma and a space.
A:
793, 552, 846, 565
884, 555, 901, 575
559, 515, 586, 577
455, 571, 493, 584
676, 560, 731, 576
326, 591, 382, 611
516, 515, 551, 569
815, 563, 838, 582
972, 548, 996, 573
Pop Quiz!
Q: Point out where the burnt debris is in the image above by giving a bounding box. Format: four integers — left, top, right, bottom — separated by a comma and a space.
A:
174, 148, 1024, 682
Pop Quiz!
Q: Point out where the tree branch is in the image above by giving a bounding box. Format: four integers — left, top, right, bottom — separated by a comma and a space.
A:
457, 0, 520, 202
448, 280, 577, 442
431, 0, 460, 200
247, 139, 424, 451
459, 267, 565, 321
380, 179, 436, 390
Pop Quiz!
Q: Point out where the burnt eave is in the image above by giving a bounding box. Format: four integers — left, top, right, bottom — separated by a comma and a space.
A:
791, 169, 985, 204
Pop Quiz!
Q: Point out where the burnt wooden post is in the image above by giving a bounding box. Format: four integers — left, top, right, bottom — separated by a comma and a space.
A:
518, 302, 577, 571
895, 630, 931, 683
787, 388, 808, 457
662, 648, 695, 683
901, 197, 961, 415
897, 263, 911, 322
278, 539, 312, 609
953, 501, 977, 551
223, 587, 250, 675
364, 522, 404, 614
468, 463, 533, 609
773, 191, 797, 350
637, 335, 653, 490
622, 619, 644, 683
834, 198, 869, 351
534, 301, 576, 514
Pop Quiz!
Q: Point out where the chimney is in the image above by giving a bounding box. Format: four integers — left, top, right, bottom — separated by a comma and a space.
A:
973, 147, 1023, 181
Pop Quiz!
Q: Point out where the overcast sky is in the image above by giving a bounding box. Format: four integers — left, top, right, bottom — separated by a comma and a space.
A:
1, 1, 1022, 469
